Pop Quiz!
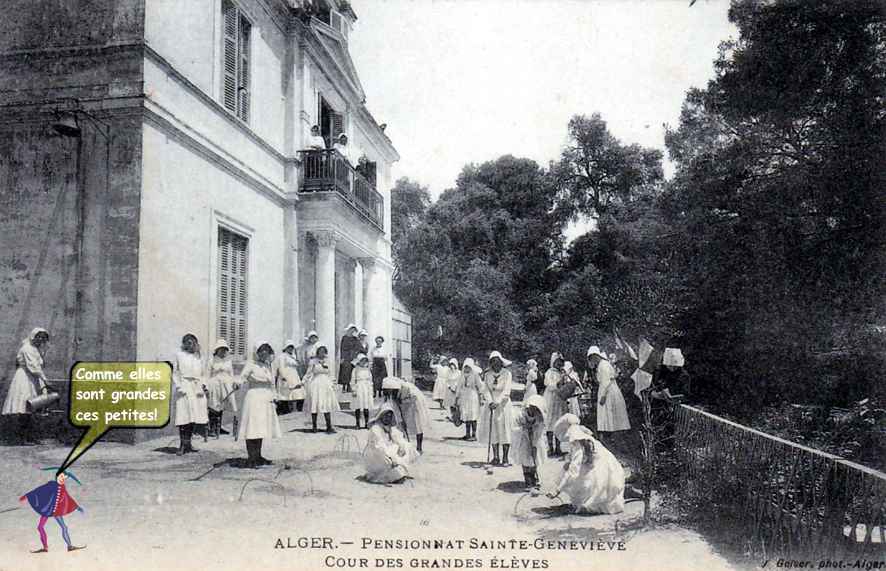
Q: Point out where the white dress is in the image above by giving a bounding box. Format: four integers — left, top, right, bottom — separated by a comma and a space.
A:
206, 357, 239, 413
304, 359, 340, 414
523, 369, 539, 400
431, 364, 449, 401
273, 353, 304, 401
478, 369, 516, 445
2, 339, 46, 415
238, 361, 282, 440
596, 360, 630, 432
557, 437, 625, 514
543, 369, 566, 431
173, 351, 208, 426
364, 424, 418, 483
458, 371, 482, 422
399, 382, 432, 436
351, 366, 374, 410
511, 408, 547, 468
444, 369, 462, 410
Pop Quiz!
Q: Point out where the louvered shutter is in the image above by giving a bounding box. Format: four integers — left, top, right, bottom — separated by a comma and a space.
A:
330, 10, 343, 34
222, 1, 238, 114
332, 112, 344, 139
237, 16, 251, 122
217, 228, 249, 361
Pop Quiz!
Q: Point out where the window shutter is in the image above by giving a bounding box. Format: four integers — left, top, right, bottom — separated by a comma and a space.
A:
217, 228, 249, 361
237, 16, 251, 122
330, 10, 343, 34
332, 112, 344, 139
222, 1, 238, 114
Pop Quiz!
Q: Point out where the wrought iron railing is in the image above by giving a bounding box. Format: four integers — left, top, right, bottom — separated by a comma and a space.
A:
298, 149, 384, 229
674, 405, 885, 559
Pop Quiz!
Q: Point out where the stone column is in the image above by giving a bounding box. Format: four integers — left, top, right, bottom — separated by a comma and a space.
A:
354, 260, 364, 329
283, 200, 299, 341
314, 230, 337, 363
360, 257, 387, 342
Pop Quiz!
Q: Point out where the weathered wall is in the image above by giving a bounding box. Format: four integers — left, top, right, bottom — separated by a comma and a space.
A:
0, 1, 145, 411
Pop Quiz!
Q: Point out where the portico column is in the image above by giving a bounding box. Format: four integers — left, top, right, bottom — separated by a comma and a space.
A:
315, 231, 337, 363
360, 257, 383, 342
354, 261, 364, 329
283, 199, 300, 341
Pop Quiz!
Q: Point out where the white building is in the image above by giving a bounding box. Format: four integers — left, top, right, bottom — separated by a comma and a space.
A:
0, 0, 401, 416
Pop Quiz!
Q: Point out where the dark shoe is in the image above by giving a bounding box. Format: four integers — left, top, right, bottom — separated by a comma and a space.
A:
258, 457, 273, 466
67, 545, 86, 552
325, 427, 337, 434
219, 427, 230, 435
491, 458, 501, 466
31, 548, 48, 554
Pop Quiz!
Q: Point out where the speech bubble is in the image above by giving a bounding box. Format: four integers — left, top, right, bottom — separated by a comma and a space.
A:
58, 361, 172, 475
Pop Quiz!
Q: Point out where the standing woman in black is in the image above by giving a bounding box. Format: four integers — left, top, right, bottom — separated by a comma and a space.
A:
337, 324, 361, 393
370, 336, 389, 398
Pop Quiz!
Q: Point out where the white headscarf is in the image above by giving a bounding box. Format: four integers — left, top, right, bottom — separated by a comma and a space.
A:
526, 359, 538, 370
212, 338, 230, 354
253, 341, 273, 364
523, 394, 547, 424
586, 346, 607, 360
462, 358, 482, 374
488, 351, 512, 367
549, 352, 563, 369
352, 353, 369, 367
448, 357, 460, 369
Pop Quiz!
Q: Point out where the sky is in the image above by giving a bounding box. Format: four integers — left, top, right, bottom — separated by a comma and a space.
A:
348, 0, 738, 199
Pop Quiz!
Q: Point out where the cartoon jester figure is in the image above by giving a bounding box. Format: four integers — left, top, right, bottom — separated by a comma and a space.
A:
19, 468, 86, 553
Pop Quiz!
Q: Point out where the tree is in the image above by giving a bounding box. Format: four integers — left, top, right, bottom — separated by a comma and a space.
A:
553, 113, 664, 221
390, 177, 431, 280
394, 156, 564, 361
665, 0, 886, 415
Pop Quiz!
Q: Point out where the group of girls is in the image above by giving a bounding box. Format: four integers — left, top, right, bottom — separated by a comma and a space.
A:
171, 332, 360, 468
425, 349, 627, 514
523, 348, 631, 456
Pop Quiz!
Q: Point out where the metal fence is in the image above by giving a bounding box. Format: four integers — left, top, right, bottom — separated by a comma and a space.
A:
674, 404, 885, 559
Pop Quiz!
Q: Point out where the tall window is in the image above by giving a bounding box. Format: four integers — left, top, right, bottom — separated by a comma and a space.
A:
222, 1, 251, 123
217, 227, 249, 361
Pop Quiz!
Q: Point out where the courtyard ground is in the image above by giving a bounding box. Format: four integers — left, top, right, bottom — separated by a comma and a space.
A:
0, 391, 739, 571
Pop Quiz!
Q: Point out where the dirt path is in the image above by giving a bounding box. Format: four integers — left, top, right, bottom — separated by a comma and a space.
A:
0, 396, 738, 571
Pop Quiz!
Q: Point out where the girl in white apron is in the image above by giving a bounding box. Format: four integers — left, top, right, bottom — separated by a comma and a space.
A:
430, 356, 449, 408
351, 354, 374, 429
543, 352, 567, 457
273, 340, 304, 415
303, 346, 340, 433
172, 333, 208, 455
478, 351, 517, 466
444, 358, 462, 418
239, 341, 282, 468
2, 327, 51, 443
205, 339, 239, 438
549, 425, 625, 515
457, 358, 482, 441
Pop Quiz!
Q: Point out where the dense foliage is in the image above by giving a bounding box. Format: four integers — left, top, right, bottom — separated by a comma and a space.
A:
393, 1, 885, 426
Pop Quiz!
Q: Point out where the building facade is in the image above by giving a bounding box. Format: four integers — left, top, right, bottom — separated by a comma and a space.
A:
0, 1, 402, 412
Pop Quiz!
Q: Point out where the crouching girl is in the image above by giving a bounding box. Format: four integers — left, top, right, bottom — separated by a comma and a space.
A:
364, 403, 419, 484
548, 424, 625, 514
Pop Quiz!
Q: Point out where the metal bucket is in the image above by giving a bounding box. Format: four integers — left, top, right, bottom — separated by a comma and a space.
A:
26, 392, 60, 413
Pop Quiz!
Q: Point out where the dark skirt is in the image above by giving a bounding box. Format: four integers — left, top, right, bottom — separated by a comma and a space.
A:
338, 362, 353, 386
371, 358, 388, 392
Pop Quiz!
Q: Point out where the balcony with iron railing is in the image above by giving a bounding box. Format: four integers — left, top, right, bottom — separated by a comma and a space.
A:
298, 149, 384, 231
